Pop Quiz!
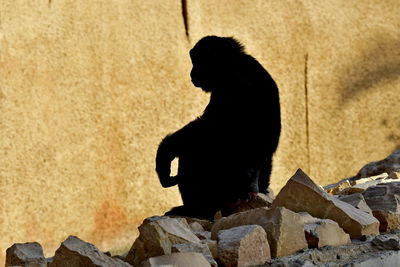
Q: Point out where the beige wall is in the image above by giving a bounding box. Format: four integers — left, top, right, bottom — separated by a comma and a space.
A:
1, 0, 399, 262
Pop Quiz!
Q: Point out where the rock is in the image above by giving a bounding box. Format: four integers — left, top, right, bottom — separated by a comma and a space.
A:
339, 179, 384, 195
140, 252, 210, 267
339, 175, 400, 195
211, 207, 307, 258
325, 173, 390, 195
357, 149, 400, 178
272, 169, 379, 238
324, 178, 352, 194
260, 238, 400, 267
189, 222, 205, 232
171, 243, 217, 267
184, 218, 213, 231
201, 240, 218, 259
372, 210, 400, 232
217, 225, 270, 267
299, 212, 351, 248
126, 216, 201, 266
299, 212, 350, 248
49, 236, 131, 267
352, 173, 389, 184
388, 171, 400, 179
5, 242, 46, 267
194, 231, 212, 240
189, 221, 212, 240
363, 182, 400, 212
337, 193, 372, 214
372, 235, 400, 250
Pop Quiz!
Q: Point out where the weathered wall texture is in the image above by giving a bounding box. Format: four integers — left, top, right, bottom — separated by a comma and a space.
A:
1, 0, 399, 262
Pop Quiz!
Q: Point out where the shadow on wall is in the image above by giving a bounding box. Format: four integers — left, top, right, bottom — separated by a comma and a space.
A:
339, 35, 400, 104
338, 35, 400, 150
381, 119, 400, 150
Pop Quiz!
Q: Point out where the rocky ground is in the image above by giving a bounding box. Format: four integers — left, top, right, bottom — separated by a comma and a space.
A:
5, 149, 400, 267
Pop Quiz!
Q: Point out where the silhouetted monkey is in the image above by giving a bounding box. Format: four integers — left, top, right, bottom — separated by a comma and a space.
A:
156, 36, 281, 220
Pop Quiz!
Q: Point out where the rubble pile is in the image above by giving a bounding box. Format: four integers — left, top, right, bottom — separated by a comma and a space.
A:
5, 149, 400, 267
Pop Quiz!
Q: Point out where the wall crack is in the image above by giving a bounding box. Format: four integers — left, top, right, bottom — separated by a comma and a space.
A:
304, 53, 310, 174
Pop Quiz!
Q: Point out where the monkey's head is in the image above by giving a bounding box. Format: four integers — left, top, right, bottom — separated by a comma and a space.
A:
189, 36, 245, 92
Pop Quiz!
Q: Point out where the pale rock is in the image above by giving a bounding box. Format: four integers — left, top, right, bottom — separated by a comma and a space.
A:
324, 178, 352, 194
140, 252, 210, 267
339, 175, 399, 195
184, 218, 213, 231
217, 225, 271, 267
171, 243, 217, 267
357, 149, 400, 178
189, 222, 212, 240
190, 222, 205, 232
352, 173, 388, 185
201, 240, 218, 259
337, 193, 373, 214
5, 242, 46, 267
272, 169, 379, 239
299, 212, 350, 248
49, 236, 131, 267
211, 207, 307, 258
126, 216, 201, 266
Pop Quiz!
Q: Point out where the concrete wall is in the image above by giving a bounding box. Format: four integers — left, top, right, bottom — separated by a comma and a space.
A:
1, 0, 399, 262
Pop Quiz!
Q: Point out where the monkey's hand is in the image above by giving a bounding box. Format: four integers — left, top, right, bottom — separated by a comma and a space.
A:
156, 136, 179, 188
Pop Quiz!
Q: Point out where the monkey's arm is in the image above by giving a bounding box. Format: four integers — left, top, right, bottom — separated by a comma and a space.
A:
156, 119, 203, 188
156, 136, 179, 188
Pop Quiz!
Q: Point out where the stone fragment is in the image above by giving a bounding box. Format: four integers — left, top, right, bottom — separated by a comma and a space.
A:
337, 193, 372, 214
372, 235, 400, 250
217, 225, 270, 267
140, 252, 210, 267
372, 210, 400, 232
211, 207, 307, 258
49, 236, 131, 267
356, 149, 400, 178
201, 240, 217, 259
300, 212, 351, 248
299, 213, 350, 248
352, 173, 388, 185
272, 169, 379, 238
126, 216, 200, 266
339, 175, 399, 195
363, 182, 400, 212
5, 242, 46, 267
324, 178, 352, 194
171, 243, 217, 267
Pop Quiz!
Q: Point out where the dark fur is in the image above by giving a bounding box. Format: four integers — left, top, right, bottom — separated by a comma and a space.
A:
156, 36, 281, 220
